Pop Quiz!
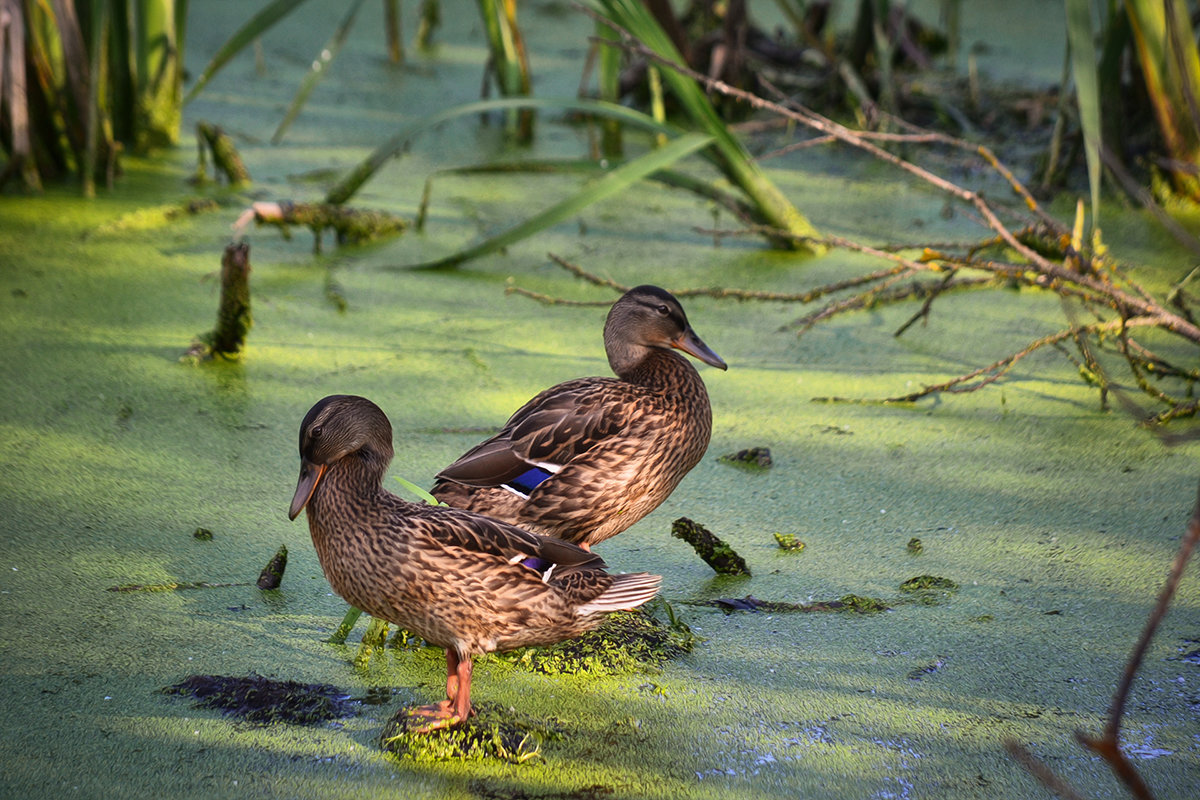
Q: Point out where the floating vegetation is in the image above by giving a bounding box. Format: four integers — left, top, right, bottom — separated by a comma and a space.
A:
719, 447, 773, 469
496, 601, 697, 676
237, 201, 407, 253
907, 656, 949, 681
182, 242, 253, 363
381, 702, 557, 763
900, 575, 959, 592
256, 545, 288, 590
702, 594, 889, 614
899, 575, 959, 606
94, 199, 222, 233
907, 537, 924, 554
671, 517, 750, 576
773, 533, 805, 552
162, 673, 358, 725
192, 527, 214, 541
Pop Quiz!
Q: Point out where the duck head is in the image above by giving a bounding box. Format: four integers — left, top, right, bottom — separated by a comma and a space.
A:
288, 395, 395, 520
604, 285, 727, 374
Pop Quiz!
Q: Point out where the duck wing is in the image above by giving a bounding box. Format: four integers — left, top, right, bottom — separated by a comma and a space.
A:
435, 378, 631, 490
412, 501, 608, 573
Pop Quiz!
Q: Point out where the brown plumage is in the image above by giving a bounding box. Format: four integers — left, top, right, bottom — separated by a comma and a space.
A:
431, 285, 727, 550
288, 394, 661, 730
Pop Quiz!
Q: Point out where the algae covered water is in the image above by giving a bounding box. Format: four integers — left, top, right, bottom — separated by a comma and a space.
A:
2, 1, 1198, 798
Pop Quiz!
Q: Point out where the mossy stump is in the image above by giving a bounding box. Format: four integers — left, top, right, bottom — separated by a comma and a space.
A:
671, 517, 750, 575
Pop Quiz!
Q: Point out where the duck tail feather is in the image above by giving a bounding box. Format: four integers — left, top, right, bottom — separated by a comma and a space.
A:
576, 572, 662, 615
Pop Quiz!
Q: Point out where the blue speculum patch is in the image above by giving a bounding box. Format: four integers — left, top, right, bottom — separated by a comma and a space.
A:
507, 466, 553, 495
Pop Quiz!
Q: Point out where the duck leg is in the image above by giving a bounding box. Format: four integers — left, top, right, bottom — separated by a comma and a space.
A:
449, 651, 473, 720
404, 649, 474, 733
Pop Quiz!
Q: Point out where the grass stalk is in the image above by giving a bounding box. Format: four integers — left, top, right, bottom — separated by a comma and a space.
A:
384, 0, 402, 63
595, 16, 623, 156
475, 0, 532, 138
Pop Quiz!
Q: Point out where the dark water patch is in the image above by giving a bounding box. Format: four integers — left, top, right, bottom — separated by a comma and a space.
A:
161, 673, 359, 725
468, 780, 617, 800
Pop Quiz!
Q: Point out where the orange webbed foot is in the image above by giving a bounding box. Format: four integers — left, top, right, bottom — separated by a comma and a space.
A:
402, 700, 465, 734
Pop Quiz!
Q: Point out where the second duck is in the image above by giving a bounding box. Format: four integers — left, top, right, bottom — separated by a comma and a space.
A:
433, 285, 727, 550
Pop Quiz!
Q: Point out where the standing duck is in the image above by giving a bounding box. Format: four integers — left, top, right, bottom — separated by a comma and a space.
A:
289, 395, 661, 731
432, 285, 727, 550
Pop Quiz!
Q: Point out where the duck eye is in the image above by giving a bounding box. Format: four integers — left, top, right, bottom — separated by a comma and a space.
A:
310, 425, 323, 439
655, 304, 670, 315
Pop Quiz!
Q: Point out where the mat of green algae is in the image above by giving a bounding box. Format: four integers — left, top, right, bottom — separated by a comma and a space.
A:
3, 3, 1200, 799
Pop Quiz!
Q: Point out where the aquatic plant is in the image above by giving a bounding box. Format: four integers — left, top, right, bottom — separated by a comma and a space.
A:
182, 242, 253, 363
1, 0, 187, 193
475, 0, 533, 140
494, 602, 698, 676
382, 702, 553, 763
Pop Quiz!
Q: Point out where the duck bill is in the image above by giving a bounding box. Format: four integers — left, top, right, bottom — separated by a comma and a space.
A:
289, 460, 327, 520
672, 329, 728, 370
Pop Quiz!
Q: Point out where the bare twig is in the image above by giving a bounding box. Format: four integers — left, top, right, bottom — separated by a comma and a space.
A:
1003, 741, 1090, 800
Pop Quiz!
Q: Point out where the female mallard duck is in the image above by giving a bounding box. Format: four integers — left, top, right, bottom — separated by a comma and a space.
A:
289, 394, 661, 730
431, 285, 727, 550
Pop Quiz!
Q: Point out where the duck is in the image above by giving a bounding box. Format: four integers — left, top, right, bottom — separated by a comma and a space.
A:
288, 394, 662, 731
431, 285, 727, 550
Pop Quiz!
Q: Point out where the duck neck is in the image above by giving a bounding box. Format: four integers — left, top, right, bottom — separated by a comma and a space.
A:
309, 448, 390, 525
612, 345, 698, 390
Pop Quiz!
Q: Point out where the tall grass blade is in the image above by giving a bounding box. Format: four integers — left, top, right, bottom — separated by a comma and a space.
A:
1065, 0, 1103, 228
270, 0, 367, 144
475, 0, 533, 138
325, 95, 687, 204
183, 0, 315, 105
404, 131, 715, 270
384, 0, 402, 63
591, 0, 823, 253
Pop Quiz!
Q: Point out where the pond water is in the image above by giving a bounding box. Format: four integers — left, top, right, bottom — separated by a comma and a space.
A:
1, 1, 1198, 798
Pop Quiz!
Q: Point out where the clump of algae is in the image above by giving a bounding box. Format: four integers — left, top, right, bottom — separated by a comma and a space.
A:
898, 575, 960, 606
380, 702, 558, 764
494, 599, 699, 676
